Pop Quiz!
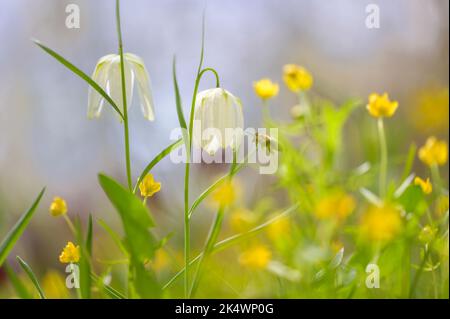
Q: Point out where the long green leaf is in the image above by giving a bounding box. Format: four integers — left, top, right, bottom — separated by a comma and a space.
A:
133, 138, 183, 194
0, 187, 45, 267
16, 256, 46, 299
86, 214, 93, 256
98, 173, 156, 261
91, 273, 126, 299
4, 263, 32, 299
188, 157, 248, 218
173, 57, 187, 130
33, 40, 123, 119
163, 203, 299, 289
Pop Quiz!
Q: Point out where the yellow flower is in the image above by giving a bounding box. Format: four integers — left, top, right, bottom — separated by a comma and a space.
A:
253, 78, 279, 100
230, 208, 256, 233
315, 192, 356, 221
59, 242, 80, 264
414, 177, 433, 194
151, 249, 170, 271
418, 137, 448, 167
213, 181, 236, 206
410, 87, 449, 134
42, 270, 69, 298
139, 174, 161, 197
360, 205, 402, 242
283, 64, 313, 92
49, 197, 68, 217
266, 215, 290, 240
239, 244, 271, 269
366, 93, 399, 118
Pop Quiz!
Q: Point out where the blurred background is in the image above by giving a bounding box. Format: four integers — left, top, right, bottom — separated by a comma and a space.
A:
0, 0, 448, 288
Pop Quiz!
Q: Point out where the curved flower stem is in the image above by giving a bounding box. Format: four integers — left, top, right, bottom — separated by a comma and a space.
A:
189, 150, 237, 297
377, 118, 388, 198
116, 0, 132, 191
183, 18, 221, 296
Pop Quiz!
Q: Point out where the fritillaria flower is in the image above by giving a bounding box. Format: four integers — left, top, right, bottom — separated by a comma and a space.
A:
193, 88, 244, 155
87, 53, 155, 121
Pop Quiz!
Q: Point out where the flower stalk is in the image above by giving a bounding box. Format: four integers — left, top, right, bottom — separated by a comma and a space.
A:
116, 0, 132, 191
377, 118, 388, 198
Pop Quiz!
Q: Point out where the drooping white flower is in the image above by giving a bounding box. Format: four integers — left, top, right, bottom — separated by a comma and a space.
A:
87, 53, 154, 121
193, 88, 244, 155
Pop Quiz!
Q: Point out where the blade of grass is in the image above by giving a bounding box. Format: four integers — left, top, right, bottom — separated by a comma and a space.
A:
16, 256, 46, 299
188, 152, 250, 218
133, 138, 183, 194
86, 214, 93, 256
0, 187, 45, 267
91, 273, 126, 299
163, 203, 299, 290
33, 40, 123, 120
4, 263, 32, 299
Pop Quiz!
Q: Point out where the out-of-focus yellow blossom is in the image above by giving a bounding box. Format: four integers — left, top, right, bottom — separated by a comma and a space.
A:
419, 225, 437, 244
360, 205, 402, 242
151, 249, 170, 271
283, 64, 313, 92
418, 137, 448, 167
266, 215, 290, 240
410, 87, 449, 134
230, 208, 256, 233
139, 174, 161, 198
59, 241, 80, 264
414, 177, 433, 195
435, 195, 449, 217
366, 93, 398, 118
213, 181, 236, 206
239, 245, 271, 269
42, 270, 69, 299
315, 192, 356, 221
253, 78, 279, 100
49, 197, 68, 217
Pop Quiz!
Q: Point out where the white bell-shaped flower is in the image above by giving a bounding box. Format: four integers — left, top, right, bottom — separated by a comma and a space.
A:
193, 88, 244, 155
87, 53, 155, 121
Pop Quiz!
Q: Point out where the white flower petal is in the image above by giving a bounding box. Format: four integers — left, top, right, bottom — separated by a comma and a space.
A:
87, 54, 116, 119
125, 53, 155, 121
106, 56, 135, 118
193, 88, 244, 154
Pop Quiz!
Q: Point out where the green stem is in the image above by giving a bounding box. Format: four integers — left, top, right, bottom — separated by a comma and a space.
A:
189, 150, 237, 297
116, 0, 132, 191
377, 118, 388, 198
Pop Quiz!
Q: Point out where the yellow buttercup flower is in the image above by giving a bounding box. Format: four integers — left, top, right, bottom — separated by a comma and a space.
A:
230, 208, 256, 233
418, 137, 448, 167
49, 197, 68, 217
42, 270, 69, 299
253, 78, 279, 100
239, 244, 271, 269
213, 181, 236, 206
266, 215, 290, 240
366, 93, 399, 118
315, 192, 356, 221
59, 242, 80, 264
151, 249, 170, 271
414, 177, 433, 194
360, 205, 402, 242
283, 64, 313, 92
139, 174, 161, 198
410, 87, 449, 134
